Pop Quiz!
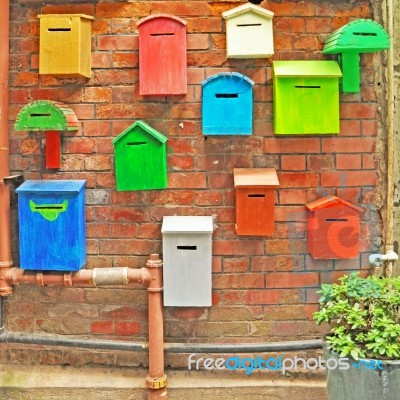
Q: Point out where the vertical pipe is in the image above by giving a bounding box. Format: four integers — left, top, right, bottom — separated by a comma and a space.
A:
0, 297, 4, 334
385, 0, 395, 277
0, 0, 12, 272
146, 254, 167, 400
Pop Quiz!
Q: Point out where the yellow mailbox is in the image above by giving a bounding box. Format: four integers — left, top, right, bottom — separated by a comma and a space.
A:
38, 14, 94, 78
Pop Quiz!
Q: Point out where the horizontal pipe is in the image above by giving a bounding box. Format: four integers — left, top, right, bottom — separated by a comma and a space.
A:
0, 330, 322, 353
0, 331, 148, 352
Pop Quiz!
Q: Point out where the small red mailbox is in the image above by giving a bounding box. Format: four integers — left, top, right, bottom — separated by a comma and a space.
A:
234, 168, 279, 236
306, 196, 363, 259
138, 14, 187, 96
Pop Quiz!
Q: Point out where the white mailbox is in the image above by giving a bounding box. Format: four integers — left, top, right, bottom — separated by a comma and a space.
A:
162, 216, 214, 307
222, 3, 274, 59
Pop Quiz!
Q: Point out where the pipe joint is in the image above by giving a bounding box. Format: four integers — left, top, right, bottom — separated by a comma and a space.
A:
369, 250, 399, 267
92, 267, 129, 287
146, 374, 167, 389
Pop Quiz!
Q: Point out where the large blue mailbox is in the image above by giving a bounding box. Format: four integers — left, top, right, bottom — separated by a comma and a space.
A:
202, 72, 254, 135
16, 180, 86, 271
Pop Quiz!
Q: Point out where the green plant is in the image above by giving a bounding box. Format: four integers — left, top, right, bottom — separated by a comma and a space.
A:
313, 272, 400, 360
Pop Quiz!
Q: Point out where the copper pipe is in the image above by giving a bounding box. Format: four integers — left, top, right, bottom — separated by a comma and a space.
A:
1, 267, 151, 288
146, 254, 167, 400
0, 0, 12, 276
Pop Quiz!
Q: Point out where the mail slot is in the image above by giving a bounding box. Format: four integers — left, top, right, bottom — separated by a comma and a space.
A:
222, 3, 274, 58
306, 195, 363, 259
162, 216, 214, 307
16, 180, 86, 271
234, 168, 279, 236
202, 72, 254, 135
38, 14, 94, 78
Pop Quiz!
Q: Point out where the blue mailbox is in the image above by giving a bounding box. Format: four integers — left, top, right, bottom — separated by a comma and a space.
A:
16, 180, 86, 271
202, 72, 254, 135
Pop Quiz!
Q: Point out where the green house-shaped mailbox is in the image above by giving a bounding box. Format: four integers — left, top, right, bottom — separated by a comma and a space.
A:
15, 100, 79, 169
323, 19, 390, 93
112, 121, 168, 191
273, 61, 342, 135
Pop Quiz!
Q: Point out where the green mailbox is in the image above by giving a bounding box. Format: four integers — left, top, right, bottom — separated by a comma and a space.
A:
323, 19, 390, 93
112, 120, 168, 191
273, 61, 342, 135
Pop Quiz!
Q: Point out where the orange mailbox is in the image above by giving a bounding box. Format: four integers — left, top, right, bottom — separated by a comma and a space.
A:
306, 196, 363, 259
234, 168, 279, 236
138, 14, 187, 96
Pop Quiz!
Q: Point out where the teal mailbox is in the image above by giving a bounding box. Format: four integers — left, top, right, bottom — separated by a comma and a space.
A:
323, 19, 390, 93
16, 180, 86, 271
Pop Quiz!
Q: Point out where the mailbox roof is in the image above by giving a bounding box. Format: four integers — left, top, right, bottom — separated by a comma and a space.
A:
273, 61, 342, 78
323, 19, 390, 54
306, 195, 363, 213
38, 14, 94, 20
222, 3, 274, 20
234, 168, 279, 188
162, 216, 214, 233
14, 100, 79, 132
112, 120, 167, 146
16, 180, 86, 194
138, 13, 187, 27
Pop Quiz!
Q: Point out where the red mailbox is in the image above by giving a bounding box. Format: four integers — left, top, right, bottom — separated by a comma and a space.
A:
234, 168, 279, 236
138, 14, 187, 96
306, 196, 363, 259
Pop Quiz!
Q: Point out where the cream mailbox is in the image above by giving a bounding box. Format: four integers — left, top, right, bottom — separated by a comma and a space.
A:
222, 3, 274, 58
162, 216, 214, 307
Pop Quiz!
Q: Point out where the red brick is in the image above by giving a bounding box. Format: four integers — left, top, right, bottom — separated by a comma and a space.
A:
112, 52, 138, 68
275, 206, 308, 222
266, 240, 307, 255
168, 155, 194, 170
340, 119, 361, 136
96, 3, 150, 18
151, 2, 214, 16
13, 71, 38, 86
336, 154, 362, 170
269, 2, 315, 17
82, 121, 112, 137
95, 206, 148, 223
194, 191, 223, 206
307, 154, 334, 171
321, 171, 377, 187
213, 273, 264, 289
87, 223, 110, 238
114, 322, 141, 336
187, 34, 209, 50
281, 155, 306, 171
223, 258, 249, 273
340, 103, 377, 119
322, 138, 375, 153
63, 138, 95, 154
266, 272, 319, 288
187, 17, 222, 33
168, 172, 206, 189
306, 18, 332, 33
362, 120, 378, 136
213, 240, 264, 256
293, 36, 322, 51
244, 290, 280, 305
91, 321, 113, 335
278, 172, 319, 188
363, 154, 377, 169
84, 155, 111, 171
43, 4, 95, 15
279, 189, 308, 205
252, 255, 304, 272
275, 17, 305, 33
111, 224, 138, 238
100, 240, 158, 255
169, 308, 207, 320
264, 138, 320, 154
84, 87, 112, 103
92, 52, 112, 68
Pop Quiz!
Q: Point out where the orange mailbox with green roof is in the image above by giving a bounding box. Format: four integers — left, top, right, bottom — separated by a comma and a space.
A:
112, 121, 168, 191
323, 19, 390, 93
273, 61, 342, 135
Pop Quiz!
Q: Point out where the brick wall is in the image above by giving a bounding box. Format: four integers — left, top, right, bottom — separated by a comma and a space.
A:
4, 0, 383, 366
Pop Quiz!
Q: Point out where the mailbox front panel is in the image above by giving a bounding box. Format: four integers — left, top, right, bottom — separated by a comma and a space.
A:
139, 16, 187, 95
202, 73, 254, 135
16, 180, 86, 271
235, 188, 275, 236
163, 233, 212, 307
274, 77, 340, 134
308, 207, 360, 259
114, 127, 167, 191
226, 14, 273, 58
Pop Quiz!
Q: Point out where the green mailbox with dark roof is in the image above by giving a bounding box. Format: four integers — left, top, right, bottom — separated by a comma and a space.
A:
323, 19, 390, 93
112, 120, 168, 191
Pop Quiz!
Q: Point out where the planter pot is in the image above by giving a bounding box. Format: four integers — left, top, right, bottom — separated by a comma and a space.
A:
323, 343, 400, 400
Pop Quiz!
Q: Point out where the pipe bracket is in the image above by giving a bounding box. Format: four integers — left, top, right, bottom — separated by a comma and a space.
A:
36, 273, 44, 287
0, 260, 13, 267
147, 287, 163, 293
146, 374, 167, 389
63, 273, 73, 287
